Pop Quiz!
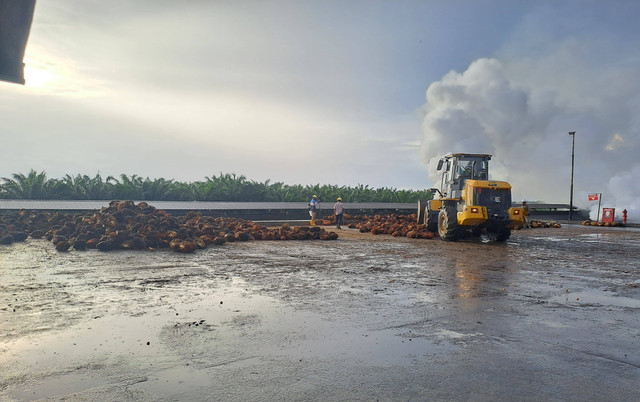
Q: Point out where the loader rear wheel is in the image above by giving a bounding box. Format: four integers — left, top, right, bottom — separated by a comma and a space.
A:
417, 200, 427, 224
426, 209, 438, 233
486, 227, 511, 242
438, 206, 460, 241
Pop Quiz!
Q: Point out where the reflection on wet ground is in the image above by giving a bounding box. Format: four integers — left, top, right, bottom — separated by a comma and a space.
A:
1, 226, 639, 401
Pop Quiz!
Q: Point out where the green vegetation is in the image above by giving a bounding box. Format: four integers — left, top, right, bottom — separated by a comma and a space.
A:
1, 170, 433, 203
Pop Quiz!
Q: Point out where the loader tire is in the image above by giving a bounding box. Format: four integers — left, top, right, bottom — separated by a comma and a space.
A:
426, 209, 438, 233
471, 227, 483, 237
487, 227, 511, 242
417, 200, 427, 224
438, 206, 460, 241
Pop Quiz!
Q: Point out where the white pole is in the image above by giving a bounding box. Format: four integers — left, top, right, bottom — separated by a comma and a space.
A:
596, 193, 602, 223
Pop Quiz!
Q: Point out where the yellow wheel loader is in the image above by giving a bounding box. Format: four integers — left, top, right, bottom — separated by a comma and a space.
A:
417, 154, 524, 241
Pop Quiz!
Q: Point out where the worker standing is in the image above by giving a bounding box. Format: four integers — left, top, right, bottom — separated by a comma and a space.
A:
623, 209, 628, 225
308, 195, 319, 226
334, 197, 345, 229
522, 201, 530, 228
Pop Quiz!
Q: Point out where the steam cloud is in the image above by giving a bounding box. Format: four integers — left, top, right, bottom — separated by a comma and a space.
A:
420, 53, 640, 221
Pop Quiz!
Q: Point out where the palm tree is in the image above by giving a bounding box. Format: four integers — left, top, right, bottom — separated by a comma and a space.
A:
111, 174, 144, 199
0, 170, 51, 199
0, 169, 436, 202
141, 178, 177, 200
186, 180, 213, 201
205, 173, 250, 201
47, 173, 115, 199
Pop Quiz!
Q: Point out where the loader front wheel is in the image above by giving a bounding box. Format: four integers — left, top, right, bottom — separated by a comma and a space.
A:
438, 206, 459, 241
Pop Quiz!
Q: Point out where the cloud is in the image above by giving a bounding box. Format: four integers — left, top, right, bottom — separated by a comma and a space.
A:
601, 165, 640, 222
420, 58, 560, 200
605, 134, 625, 151
420, 44, 640, 214
9, 0, 640, 196
7, 1, 432, 188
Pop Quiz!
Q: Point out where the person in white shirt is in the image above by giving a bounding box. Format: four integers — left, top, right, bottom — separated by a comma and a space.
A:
333, 197, 345, 229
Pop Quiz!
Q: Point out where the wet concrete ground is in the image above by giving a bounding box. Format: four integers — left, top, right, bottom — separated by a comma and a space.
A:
1, 224, 639, 401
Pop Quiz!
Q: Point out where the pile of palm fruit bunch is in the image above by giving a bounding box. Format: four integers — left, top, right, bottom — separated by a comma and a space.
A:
512, 220, 562, 229
0, 200, 338, 252
530, 220, 562, 228
318, 213, 352, 226
581, 219, 624, 227
0, 208, 58, 245
340, 213, 436, 239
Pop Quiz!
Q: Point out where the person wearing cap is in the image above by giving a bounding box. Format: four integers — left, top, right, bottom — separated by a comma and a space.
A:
308, 195, 319, 226
522, 201, 530, 228
333, 197, 345, 229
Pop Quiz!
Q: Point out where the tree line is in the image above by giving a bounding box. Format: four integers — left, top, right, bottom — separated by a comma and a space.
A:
0, 170, 433, 203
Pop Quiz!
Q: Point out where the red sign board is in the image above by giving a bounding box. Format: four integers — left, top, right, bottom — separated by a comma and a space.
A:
602, 208, 615, 223
588, 194, 599, 201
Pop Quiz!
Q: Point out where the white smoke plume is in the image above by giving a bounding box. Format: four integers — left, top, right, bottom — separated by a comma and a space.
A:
420, 51, 640, 223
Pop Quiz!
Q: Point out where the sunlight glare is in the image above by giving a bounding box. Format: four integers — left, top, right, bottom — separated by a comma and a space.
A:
24, 64, 54, 88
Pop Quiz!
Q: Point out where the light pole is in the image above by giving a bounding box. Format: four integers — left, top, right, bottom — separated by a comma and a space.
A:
568, 131, 576, 221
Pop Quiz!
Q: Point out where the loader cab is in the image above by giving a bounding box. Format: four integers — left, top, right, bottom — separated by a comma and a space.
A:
437, 154, 491, 199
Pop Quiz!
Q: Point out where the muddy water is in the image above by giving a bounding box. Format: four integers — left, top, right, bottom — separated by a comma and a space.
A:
1, 225, 639, 401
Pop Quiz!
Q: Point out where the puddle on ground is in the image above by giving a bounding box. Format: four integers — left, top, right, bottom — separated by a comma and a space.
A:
549, 290, 640, 308
530, 236, 570, 243
1, 277, 449, 400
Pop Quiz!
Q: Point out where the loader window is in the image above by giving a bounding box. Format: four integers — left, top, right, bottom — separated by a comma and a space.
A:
453, 158, 489, 181
458, 161, 472, 179
473, 188, 511, 208
472, 160, 488, 180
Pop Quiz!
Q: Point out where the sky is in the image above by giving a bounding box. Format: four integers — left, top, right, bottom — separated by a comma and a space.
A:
1, 0, 640, 216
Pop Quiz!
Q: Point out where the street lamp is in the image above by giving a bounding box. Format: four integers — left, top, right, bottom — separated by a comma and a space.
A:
568, 131, 576, 221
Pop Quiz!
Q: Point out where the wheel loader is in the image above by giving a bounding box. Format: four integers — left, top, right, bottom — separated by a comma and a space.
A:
418, 153, 525, 241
